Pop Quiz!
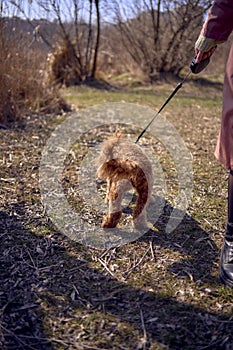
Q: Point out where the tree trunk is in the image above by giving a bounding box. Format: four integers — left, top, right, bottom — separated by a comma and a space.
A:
91, 0, 100, 79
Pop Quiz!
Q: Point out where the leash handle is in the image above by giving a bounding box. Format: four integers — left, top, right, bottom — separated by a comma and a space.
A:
190, 46, 216, 74
190, 56, 210, 74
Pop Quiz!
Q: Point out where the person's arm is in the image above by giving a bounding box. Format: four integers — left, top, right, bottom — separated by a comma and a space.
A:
195, 0, 233, 62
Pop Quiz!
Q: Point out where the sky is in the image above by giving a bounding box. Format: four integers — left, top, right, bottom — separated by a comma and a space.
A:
3, 0, 103, 22
2, 0, 210, 24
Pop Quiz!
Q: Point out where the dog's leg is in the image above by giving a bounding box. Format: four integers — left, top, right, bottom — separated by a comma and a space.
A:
105, 178, 111, 203
132, 175, 149, 229
102, 180, 126, 228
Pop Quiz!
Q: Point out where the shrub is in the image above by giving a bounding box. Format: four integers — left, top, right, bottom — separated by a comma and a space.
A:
0, 20, 69, 126
47, 42, 82, 87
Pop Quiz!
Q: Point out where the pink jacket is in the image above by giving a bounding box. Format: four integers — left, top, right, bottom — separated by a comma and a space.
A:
205, 0, 233, 170
201, 0, 233, 41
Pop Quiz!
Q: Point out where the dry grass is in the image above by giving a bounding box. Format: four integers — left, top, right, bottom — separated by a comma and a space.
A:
47, 43, 82, 87
1, 79, 233, 350
0, 28, 69, 126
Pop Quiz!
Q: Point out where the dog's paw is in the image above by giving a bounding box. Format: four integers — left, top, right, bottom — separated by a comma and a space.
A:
101, 212, 122, 229
101, 221, 117, 229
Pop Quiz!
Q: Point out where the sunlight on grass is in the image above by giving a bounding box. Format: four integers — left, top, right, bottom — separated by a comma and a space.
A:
62, 78, 222, 114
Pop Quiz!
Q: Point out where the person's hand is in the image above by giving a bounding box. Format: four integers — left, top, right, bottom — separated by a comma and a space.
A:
195, 46, 216, 63
194, 34, 219, 63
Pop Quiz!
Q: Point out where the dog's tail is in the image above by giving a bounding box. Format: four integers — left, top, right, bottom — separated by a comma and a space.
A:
96, 159, 123, 180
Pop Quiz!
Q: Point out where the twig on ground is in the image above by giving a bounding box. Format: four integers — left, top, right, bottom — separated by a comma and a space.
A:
139, 306, 148, 350
123, 247, 151, 277
149, 239, 156, 262
26, 248, 38, 270
98, 257, 116, 278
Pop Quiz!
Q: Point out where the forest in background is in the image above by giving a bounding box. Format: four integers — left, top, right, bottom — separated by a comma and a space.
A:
0, 0, 232, 124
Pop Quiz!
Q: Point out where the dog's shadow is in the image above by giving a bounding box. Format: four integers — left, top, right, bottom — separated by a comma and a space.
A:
114, 193, 220, 284
146, 197, 220, 283
95, 190, 220, 285
1, 202, 232, 350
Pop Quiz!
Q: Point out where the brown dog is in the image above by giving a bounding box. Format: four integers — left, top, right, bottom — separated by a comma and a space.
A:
96, 133, 153, 229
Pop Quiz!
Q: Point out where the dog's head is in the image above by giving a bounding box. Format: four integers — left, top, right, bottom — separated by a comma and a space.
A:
97, 131, 124, 164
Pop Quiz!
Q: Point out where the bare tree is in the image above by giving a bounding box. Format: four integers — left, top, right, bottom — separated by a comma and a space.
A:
110, 0, 212, 80
9, 0, 101, 85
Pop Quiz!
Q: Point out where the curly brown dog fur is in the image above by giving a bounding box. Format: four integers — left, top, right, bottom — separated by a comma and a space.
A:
96, 133, 153, 229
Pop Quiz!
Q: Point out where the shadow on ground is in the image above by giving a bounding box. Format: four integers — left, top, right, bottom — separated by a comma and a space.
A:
0, 202, 232, 350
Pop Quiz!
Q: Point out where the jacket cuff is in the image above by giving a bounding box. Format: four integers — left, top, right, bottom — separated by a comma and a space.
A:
195, 35, 224, 52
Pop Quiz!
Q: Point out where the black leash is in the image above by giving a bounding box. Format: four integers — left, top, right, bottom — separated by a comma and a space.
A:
135, 54, 212, 144
135, 71, 191, 143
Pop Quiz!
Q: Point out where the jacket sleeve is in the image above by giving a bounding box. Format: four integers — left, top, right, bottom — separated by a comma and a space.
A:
195, 0, 233, 52
201, 0, 233, 41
